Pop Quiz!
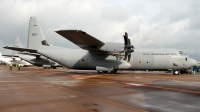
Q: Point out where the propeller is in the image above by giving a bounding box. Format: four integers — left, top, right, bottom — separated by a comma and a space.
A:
123, 32, 134, 62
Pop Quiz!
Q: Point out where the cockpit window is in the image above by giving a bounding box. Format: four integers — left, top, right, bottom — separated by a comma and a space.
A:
179, 51, 187, 55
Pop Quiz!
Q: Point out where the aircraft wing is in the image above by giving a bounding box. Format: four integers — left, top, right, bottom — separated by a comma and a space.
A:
3, 46, 37, 53
2, 55, 19, 57
55, 30, 105, 50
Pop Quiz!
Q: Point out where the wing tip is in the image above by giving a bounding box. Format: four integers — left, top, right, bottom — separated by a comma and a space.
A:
3, 46, 9, 49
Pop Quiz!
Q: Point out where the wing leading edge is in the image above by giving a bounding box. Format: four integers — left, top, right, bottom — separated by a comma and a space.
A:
3, 46, 37, 53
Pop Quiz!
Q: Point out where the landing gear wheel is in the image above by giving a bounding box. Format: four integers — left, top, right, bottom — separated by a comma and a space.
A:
180, 70, 183, 74
173, 70, 179, 75
109, 69, 118, 74
103, 71, 108, 73
113, 69, 117, 73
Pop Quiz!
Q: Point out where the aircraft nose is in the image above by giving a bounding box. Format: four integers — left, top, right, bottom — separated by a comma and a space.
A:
189, 58, 197, 67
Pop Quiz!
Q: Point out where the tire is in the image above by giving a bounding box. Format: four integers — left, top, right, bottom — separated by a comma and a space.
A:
103, 71, 108, 73
173, 70, 179, 75
180, 70, 183, 74
112, 69, 117, 73
109, 69, 117, 74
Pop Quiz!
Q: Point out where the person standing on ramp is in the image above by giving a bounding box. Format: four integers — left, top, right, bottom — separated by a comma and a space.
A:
9, 63, 12, 70
17, 63, 21, 70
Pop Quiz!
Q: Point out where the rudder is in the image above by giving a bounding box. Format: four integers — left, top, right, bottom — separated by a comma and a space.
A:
12, 37, 22, 56
27, 17, 49, 49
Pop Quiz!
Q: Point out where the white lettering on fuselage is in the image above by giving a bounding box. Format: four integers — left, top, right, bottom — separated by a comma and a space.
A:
143, 53, 177, 55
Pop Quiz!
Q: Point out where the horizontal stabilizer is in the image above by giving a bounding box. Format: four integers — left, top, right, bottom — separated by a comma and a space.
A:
18, 52, 41, 57
3, 46, 37, 53
2, 55, 19, 58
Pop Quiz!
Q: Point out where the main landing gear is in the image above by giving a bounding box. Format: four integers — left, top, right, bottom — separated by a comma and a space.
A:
173, 70, 179, 75
97, 69, 118, 74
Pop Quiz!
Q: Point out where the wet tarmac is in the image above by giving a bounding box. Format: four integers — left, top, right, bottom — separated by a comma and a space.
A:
0, 65, 200, 112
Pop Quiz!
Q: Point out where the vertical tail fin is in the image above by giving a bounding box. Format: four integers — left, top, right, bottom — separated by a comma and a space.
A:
0, 50, 2, 56
12, 37, 22, 56
27, 17, 49, 49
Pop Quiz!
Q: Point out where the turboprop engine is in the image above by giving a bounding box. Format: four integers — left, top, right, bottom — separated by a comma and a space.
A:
98, 42, 125, 53
98, 32, 134, 62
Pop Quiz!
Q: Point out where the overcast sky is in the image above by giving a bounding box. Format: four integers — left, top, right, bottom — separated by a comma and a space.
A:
0, 0, 200, 61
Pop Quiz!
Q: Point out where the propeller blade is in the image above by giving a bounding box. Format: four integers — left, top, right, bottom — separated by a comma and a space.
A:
127, 49, 134, 52
125, 32, 128, 38
124, 32, 129, 45
128, 39, 131, 45
123, 32, 134, 62
123, 52, 128, 61
124, 35, 128, 45
128, 54, 131, 62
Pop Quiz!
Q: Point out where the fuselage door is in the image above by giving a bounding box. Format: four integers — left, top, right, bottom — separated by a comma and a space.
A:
138, 57, 142, 67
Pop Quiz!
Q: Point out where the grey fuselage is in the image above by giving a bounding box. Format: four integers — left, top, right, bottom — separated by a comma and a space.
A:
130, 52, 195, 71
37, 46, 197, 71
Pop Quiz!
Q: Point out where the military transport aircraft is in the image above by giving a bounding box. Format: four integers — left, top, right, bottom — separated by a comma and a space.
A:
0, 50, 31, 67
4, 17, 197, 75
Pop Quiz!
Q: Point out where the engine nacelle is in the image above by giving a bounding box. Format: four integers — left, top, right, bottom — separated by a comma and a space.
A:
99, 42, 124, 53
118, 61, 131, 69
